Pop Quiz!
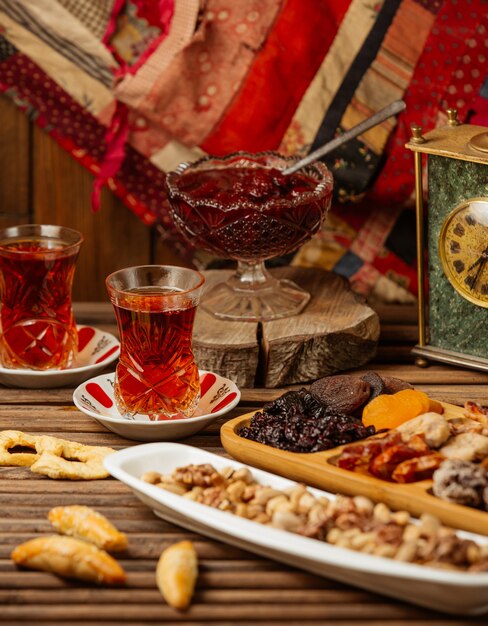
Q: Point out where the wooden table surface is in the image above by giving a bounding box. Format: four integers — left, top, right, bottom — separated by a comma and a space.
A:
2, 302, 488, 625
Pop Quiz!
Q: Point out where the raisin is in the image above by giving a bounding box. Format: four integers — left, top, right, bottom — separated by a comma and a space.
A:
239, 389, 375, 453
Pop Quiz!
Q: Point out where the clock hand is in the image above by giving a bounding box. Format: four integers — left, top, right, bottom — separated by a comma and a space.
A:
467, 257, 487, 291
467, 245, 488, 272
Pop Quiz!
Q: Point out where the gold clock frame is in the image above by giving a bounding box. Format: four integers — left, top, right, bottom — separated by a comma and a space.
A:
438, 197, 488, 309
405, 111, 488, 372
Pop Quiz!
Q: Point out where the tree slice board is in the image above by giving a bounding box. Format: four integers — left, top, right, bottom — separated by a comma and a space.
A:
220, 401, 488, 536
193, 267, 380, 388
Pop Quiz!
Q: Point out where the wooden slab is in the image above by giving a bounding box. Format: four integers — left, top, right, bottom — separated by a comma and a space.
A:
221, 402, 488, 536
193, 268, 380, 388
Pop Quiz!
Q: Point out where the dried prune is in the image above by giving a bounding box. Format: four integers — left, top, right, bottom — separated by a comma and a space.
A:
360, 371, 386, 401
239, 389, 375, 453
310, 375, 371, 414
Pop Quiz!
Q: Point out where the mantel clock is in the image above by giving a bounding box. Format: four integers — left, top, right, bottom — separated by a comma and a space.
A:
405, 111, 488, 371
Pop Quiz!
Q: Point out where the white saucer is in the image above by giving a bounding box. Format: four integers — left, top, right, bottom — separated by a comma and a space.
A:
73, 370, 241, 441
0, 325, 120, 389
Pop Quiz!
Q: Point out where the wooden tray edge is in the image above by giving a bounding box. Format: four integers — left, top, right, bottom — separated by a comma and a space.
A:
220, 401, 488, 535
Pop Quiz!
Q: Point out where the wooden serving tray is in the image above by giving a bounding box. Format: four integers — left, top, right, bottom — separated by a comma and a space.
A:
221, 402, 488, 536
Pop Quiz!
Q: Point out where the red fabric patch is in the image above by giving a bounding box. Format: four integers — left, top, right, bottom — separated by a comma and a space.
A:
202, 0, 352, 154
370, 0, 488, 205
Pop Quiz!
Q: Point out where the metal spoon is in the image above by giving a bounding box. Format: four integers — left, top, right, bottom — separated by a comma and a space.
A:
282, 100, 406, 175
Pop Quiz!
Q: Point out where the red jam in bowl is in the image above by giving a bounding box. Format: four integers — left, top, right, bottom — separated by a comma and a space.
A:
166, 164, 332, 261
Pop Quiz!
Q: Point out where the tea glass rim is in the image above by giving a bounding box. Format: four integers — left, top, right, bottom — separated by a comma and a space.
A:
165, 150, 334, 211
105, 264, 206, 300
0, 224, 84, 257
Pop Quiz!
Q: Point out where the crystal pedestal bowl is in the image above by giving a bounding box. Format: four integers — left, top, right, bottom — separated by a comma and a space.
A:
165, 152, 333, 322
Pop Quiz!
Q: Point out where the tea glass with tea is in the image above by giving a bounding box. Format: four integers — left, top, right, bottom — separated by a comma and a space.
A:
0, 224, 83, 370
106, 265, 205, 421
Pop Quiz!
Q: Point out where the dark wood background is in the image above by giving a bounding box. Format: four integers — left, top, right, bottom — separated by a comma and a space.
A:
0, 96, 187, 302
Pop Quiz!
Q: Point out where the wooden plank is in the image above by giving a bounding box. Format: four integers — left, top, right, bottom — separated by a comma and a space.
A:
0, 96, 31, 227
371, 304, 418, 325
31, 128, 152, 302
0, 602, 433, 621
0, 588, 375, 604
0, 622, 480, 626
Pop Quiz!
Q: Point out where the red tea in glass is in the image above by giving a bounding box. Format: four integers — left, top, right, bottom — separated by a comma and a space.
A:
0, 225, 82, 370
106, 266, 205, 420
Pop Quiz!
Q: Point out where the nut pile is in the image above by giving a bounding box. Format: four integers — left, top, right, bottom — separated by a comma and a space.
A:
142, 463, 488, 572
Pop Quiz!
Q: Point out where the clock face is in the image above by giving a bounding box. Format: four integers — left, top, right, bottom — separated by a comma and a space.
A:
439, 198, 488, 308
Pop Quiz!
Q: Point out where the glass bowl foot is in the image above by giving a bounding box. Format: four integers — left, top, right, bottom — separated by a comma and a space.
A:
201, 262, 311, 322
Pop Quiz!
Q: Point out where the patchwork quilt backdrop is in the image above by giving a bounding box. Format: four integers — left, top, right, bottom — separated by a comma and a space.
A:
0, 0, 487, 300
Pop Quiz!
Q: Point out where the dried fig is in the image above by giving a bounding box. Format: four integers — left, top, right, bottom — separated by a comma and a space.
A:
380, 375, 413, 394
310, 375, 371, 414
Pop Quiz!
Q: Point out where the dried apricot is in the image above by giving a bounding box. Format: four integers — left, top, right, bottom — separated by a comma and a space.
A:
362, 389, 439, 431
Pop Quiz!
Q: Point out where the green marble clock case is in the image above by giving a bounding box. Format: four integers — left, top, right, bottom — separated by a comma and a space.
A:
428, 155, 487, 358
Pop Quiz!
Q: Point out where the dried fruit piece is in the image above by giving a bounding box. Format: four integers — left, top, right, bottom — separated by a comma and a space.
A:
337, 432, 402, 471
239, 388, 375, 453
439, 432, 488, 462
369, 435, 431, 480
360, 372, 386, 401
156, 541, 198, 610
362, 390, 435, 431
391, 453, 444, 483
379, 375, 413, 394
428, 398, 444, 414
433, 459, 488, 508
396, 412, 450, 448
310, 375, 371, 414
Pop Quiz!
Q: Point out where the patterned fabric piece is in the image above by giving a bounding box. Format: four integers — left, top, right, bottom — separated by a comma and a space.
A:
294, 0, 487, 299
121, 0, 284, 149
0, 0, 115, 86
0, 34, 15, 60
0, 9, 114, 117
57, 0, 114, 40
109, 1, 162, 66
202, 0, 352, 154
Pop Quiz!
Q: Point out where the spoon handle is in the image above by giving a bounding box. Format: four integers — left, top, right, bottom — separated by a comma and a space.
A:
282, 99, 406, 176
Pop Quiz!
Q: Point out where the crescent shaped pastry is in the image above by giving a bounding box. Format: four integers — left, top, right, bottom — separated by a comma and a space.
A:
156, 540, 198, 610
11, 535, 126, 584
48, 505, 128, 551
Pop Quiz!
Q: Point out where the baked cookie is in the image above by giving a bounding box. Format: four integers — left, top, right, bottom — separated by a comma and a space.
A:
31, 435, 115, 480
